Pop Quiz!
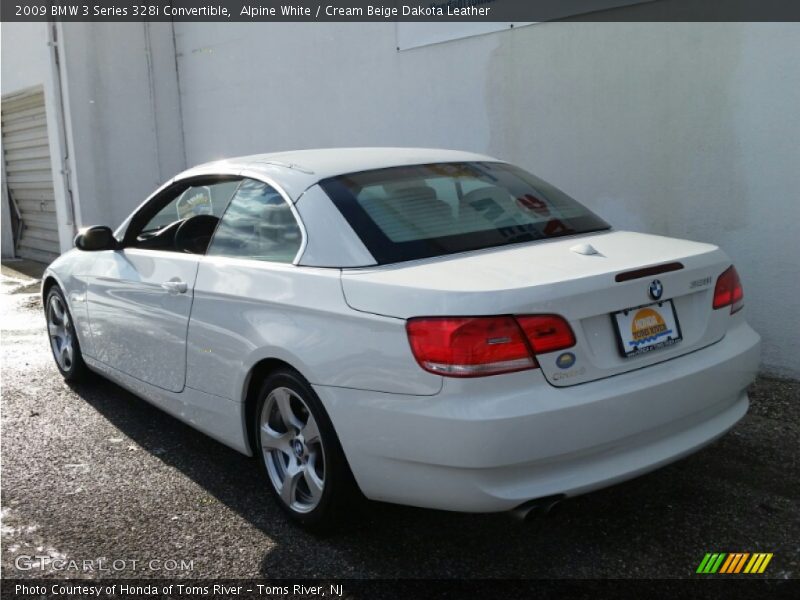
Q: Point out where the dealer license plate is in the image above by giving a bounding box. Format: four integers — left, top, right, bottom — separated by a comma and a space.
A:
613, 300, 683, 358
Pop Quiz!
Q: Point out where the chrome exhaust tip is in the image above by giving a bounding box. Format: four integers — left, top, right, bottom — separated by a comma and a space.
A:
511, 495, 564, 522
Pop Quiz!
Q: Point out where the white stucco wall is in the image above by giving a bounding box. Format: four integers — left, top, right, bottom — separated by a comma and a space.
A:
171, 21, 799, 378
5, 20, 796, 377
58, 22, 185, 231
0, 22, 49, 94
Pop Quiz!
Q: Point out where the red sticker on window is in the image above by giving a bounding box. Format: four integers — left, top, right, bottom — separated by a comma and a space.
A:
516, 194, 550, 216
543, 219, 575, 236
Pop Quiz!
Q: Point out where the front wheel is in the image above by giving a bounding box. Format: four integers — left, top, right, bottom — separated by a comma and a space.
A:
255, 369, 359, 530
45, 286, 88, 382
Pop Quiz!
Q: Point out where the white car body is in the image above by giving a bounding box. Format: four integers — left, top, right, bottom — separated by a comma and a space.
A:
44, 148, 760, 513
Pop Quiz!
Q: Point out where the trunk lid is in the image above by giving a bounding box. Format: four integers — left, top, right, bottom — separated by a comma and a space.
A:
340, 230, 733, 386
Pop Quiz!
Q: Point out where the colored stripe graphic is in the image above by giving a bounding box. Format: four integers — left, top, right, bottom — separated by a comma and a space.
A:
758, 554, 774, 573
719, 553, 750, 573
719, 554, 736, 573
697, 553, 727, 573
733, 553, 750, 573
696, 553, 713, 573
744, 553, 774, 574
744, 554, 761, 573
699, 553, 773, 574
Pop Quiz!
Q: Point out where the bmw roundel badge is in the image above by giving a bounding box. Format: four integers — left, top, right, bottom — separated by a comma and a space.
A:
293, 439, 304, 457
649, 279, 663, 301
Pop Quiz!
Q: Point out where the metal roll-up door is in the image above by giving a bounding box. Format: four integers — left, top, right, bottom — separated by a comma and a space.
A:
2, 88, 60, 263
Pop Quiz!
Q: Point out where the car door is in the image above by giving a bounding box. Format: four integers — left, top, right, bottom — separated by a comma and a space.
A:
184, 177, 306, 398
85, 177, 241, 392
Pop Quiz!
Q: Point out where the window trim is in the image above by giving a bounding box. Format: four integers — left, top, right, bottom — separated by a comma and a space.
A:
206, 169, 308, 266
120, 174, 243, 250
117, 169, 307, 265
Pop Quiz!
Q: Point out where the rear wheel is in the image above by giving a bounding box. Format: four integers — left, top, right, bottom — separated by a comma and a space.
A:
46, 286, 88, 382
255, 369, 358, 530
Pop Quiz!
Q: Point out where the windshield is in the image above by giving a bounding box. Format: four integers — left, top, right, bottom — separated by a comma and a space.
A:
319, 162, 610, 264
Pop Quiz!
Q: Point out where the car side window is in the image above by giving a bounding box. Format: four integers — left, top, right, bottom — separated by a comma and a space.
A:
207, 178, 302, 263
132, 180, 241, 253
140, 181, 240, 233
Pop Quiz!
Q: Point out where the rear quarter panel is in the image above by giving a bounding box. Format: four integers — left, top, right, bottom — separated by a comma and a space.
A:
185, 255, 442, 401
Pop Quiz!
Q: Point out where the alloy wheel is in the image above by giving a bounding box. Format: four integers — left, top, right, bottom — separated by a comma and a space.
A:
260, 386, 326, 513
47, 294, 74, 372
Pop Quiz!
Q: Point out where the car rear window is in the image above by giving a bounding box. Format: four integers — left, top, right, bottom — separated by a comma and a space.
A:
319, 162, 610, 264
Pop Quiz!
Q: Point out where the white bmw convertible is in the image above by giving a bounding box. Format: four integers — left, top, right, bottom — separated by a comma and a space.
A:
43, 148, 760, 528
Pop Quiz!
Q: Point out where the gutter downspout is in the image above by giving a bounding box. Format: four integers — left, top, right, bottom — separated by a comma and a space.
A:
47, 22, 77, 232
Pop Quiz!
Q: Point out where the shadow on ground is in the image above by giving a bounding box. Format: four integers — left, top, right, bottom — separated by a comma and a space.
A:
64, 371, 798, 579
2, 289, 797, 578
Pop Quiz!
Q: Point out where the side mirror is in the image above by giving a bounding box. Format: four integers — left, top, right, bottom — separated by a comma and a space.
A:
74, 226, 119, 251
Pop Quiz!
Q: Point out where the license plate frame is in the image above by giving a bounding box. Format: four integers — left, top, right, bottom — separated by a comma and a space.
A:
612, 299, 683, 358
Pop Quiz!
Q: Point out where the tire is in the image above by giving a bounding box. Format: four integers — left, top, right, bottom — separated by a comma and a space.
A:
254, 368, 359, 530
45, 286, 88, 382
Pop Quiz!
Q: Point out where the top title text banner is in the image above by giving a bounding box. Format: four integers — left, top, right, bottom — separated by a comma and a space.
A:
3, 0, 800, 22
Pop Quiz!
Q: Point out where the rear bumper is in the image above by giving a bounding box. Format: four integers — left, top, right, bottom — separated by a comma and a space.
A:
316, 321, 760, 512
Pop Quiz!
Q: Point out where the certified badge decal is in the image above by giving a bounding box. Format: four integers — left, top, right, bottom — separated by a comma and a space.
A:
629, 308, 672, 348
556, 352, 576, 369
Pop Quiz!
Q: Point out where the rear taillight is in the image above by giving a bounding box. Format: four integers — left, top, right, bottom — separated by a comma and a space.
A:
713, 265, 744, 314
406, 317, 534, 377
406, 315, 575, 378
516, 315, 577, 354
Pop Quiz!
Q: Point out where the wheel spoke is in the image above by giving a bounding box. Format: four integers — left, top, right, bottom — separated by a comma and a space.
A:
280, 462, 303, 505
274, 388, 302, 431
301, 416, 321, 445
50, 298, 65, 324
260, 424, 291, 454
303, 462, 324, 503
55, 346, 66, 369
61, 344, 73, 367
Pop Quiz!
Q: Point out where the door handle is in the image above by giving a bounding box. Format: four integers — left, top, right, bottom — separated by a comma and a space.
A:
161, 280, 188, 294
